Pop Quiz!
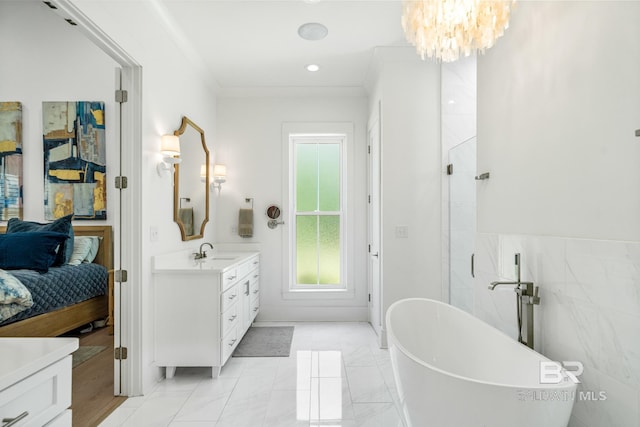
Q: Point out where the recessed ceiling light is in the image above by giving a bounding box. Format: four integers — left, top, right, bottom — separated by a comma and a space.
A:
306, 64, 320, 72
298, 23, 328, 41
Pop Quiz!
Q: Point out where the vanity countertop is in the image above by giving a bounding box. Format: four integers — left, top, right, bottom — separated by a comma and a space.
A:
0, 337, 78, 391
152, 250, 260, 273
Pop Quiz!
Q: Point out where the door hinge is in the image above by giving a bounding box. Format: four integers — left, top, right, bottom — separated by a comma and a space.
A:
115, 270, 128, 283
368, 293, 371, 302
635, 129, 640, 137
368, 244, 371, 253
115, 89, 128, 103
115, 176, 128, 189
368, 145, 371, 154
368, 195, 371, 203
114, 347, 128, 360
447, 164, 453, 175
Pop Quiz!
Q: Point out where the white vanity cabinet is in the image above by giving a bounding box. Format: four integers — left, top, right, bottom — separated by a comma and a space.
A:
153, 251, 260, 378
0, 338, 78, 427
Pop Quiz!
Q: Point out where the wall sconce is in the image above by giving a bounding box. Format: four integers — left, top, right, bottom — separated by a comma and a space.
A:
212, 164, 227, 193
157, 134, 181, 176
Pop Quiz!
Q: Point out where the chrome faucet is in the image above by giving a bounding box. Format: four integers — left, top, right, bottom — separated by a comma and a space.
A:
488, 253, 540, 349
194, 242, 214, 260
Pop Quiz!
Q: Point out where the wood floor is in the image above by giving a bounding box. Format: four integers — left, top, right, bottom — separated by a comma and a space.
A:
70, 326, 127, 427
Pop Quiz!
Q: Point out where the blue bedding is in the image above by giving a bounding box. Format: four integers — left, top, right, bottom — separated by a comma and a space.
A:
0, 263, 108, 326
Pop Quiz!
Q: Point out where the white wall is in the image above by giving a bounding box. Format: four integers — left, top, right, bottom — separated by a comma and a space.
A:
0, 1, 118, 223
67, 0, 219, 393
476, 3, 640, 426
368, 48, 442, 342
215, 95, 369, 320
477, 1, 640, 242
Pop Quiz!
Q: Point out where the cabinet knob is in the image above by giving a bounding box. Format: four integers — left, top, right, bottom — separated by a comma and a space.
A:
229, 294, 236, 300
228, 339, 237, 346
253, 290, 259, 294
227, 275, 236, 280
253, 274, 259, 279
253, 307, 259, 312
229, 315, 237, 321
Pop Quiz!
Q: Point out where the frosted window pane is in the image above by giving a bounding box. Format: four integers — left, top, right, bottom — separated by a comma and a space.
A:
296, 216, 318, 284
296, 144, 318, 212
318, 216, 340, 284
318, 144, 340, 211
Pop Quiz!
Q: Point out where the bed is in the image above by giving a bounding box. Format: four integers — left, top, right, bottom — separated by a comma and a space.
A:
0, 225, 113, 337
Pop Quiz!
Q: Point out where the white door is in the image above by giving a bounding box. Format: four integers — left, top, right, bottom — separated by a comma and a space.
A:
367, 108, 382, 340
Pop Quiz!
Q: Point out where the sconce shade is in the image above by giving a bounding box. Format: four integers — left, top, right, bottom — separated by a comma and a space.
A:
213, 164, 227, 179
161, 134, 180, 156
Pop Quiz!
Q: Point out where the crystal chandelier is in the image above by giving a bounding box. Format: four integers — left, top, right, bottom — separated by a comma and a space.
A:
401, 0, 514, 62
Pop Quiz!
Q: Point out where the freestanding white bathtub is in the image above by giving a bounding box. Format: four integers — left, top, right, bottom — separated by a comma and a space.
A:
386, 298, 576, 427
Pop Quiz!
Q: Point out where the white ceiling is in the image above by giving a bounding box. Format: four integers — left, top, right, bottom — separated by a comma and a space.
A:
153, 0, 410, 91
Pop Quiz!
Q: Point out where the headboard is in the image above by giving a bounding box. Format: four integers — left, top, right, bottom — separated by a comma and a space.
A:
0, 224, 113, 270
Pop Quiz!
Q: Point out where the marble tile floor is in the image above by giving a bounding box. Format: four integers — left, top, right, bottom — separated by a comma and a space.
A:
99, 322, 406, 427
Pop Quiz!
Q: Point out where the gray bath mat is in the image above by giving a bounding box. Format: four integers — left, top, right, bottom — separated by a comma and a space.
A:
233, 326, 294, 357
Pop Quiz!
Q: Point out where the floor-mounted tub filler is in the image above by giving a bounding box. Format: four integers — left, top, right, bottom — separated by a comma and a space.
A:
386, 298, 576, 427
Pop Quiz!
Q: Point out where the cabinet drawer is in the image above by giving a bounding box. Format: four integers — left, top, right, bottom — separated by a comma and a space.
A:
235, 261, 251, 282
251, 295, 260, 321
248, 267, 260, 283
0, 356, 71, 427
250, 281, 259, 298
221, 283, 239, 312
221, 326, 238, 364
222, 268, 238, 291
221, 304, 239, 336
45, 409, 71, 427
236, 256, 259, 282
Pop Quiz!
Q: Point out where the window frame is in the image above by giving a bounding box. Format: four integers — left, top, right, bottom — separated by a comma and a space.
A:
281, 122, 354, 300
291, 135, 346, 291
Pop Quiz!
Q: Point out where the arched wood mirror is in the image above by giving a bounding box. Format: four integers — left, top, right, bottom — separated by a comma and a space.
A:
173, 116, 209, 240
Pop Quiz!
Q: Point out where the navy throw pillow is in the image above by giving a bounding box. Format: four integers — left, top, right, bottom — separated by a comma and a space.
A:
6, 214, 74, 266
0, 231, 69, 273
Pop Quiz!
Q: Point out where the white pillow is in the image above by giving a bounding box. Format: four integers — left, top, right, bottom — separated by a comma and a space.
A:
68, 236, 102, 265
68, 237, 92, 265
83, 236, 102, 263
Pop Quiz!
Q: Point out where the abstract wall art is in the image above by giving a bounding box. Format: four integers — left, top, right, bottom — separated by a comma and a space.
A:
0, 102, 23, 220
43, 101, 106, 220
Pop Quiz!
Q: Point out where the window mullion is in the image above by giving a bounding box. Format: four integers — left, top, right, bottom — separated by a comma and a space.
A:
315, 143, 320, 285
315, 215, 320, 285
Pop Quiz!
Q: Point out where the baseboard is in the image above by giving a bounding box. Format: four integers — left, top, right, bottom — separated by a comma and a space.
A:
257, 306, 368, 322
379, 326, 388, 349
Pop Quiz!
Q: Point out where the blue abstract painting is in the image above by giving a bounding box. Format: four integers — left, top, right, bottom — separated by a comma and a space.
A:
43, 101, 106, 220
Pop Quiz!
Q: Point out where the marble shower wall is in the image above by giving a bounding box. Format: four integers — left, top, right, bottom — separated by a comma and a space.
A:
474, 233, 640, 427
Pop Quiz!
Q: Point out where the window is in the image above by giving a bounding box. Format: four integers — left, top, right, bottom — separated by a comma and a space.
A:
290, 134, 345, 290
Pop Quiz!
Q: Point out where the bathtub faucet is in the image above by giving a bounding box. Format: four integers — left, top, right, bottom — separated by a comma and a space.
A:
488, 254, 540, 349
489, 281, 539, 304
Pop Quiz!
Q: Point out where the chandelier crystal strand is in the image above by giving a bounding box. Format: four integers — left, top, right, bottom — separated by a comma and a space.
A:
401, 0, 513, 62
